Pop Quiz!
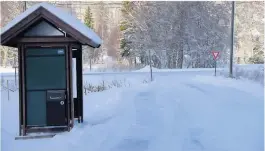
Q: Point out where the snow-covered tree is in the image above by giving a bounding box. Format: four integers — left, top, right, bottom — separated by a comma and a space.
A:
84, 6, 93, 29
120, 1, 233, 69
235, 1, 264, 64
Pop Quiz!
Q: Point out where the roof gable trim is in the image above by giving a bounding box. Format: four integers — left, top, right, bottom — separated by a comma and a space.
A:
1, 3, 101, 48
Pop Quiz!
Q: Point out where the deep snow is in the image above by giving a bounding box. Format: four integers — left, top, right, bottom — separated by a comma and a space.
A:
1, 70, 263, 151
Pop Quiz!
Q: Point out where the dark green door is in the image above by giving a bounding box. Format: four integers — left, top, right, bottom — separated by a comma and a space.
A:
25, 48, 66, 126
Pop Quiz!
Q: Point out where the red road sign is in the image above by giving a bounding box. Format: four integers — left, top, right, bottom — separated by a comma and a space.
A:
211, 51, 220, 60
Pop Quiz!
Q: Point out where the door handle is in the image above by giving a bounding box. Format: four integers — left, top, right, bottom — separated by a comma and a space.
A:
60, 101, 64, 105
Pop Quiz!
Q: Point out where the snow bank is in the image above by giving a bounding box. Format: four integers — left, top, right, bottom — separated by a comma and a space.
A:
0, 67, 15, 73
133, 65, 224, 73
133, 66, 160, 72
219, 64, 264, 85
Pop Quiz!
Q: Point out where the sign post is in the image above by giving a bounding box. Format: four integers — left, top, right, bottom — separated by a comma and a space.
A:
214, 59, 217, 76
211, 51, 220, 76
148, 49, 153, 81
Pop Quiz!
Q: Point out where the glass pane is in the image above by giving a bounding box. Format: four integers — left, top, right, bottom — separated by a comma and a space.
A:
24, 20, 64, 36
27, 91, 46, 126
26, 54, 66, 90
72, 58, 77, 98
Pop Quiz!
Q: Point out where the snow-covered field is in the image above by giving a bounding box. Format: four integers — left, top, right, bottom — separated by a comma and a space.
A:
1, 68, 263, 151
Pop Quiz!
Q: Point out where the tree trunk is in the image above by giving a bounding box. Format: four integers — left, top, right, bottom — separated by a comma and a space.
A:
177, 49, 183, 68
166, 49, 173, 69
167, 55, 172, 68
89, 59, 92, 71
177, 4, 185, 69
172, 53, 177, 68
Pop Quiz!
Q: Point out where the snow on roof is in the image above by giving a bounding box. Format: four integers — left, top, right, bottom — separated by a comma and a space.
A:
0, 2, 102, 46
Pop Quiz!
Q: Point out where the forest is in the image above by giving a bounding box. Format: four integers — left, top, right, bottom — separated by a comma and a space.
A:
0, 1, 264, 69
119, 1, 264, 69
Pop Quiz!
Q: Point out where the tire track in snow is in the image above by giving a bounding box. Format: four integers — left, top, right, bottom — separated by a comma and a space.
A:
111, 88, 163, 151
181, 83, 207, 94
164, 81, 208, 151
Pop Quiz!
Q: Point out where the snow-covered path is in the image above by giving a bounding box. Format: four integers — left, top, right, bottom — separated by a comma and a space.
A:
1, 74, 263, 151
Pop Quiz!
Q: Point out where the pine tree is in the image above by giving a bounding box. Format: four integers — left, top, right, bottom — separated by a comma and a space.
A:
83, 6, 94, 70
84, 6, 93, 29
120, 1, 133, 58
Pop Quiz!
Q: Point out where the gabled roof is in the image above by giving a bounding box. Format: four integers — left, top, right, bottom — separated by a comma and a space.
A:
0, 2, 102, 48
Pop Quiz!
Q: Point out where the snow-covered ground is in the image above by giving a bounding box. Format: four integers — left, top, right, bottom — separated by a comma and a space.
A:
0, 67, 15, 74
1, 69, 263, 151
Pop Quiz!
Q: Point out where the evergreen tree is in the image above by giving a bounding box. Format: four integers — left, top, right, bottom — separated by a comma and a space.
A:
84, 6, 93, 29
120, 1, 133, 58
83, 6, 94, 69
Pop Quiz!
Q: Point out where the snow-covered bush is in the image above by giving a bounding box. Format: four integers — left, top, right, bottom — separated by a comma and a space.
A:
83, 81, 107, 94
83, 62, 144, 73
219, 64, 264, 85
83, 78, 149, 94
